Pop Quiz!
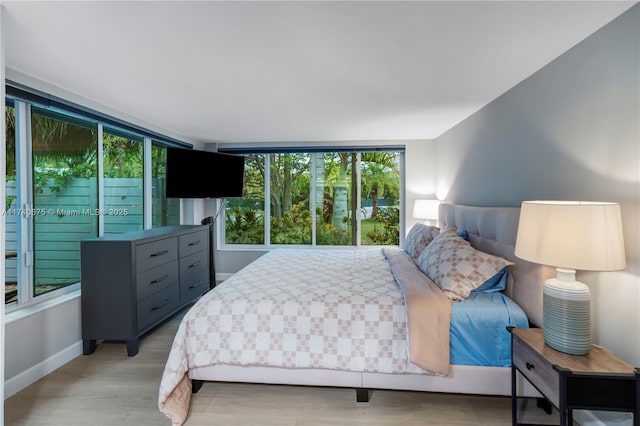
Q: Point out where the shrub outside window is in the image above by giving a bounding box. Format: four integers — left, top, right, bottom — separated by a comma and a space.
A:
224, 150, 401, 247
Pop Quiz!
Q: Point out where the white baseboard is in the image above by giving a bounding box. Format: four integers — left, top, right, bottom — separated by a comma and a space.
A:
216, 273, 234, 283
4, 340, 83, 399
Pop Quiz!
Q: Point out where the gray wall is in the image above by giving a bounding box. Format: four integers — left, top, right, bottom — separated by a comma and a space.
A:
435, 5, 640, 365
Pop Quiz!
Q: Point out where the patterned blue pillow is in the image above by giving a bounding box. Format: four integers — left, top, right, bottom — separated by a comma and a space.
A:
416, 229, 513, 301
472, 267, 508, 293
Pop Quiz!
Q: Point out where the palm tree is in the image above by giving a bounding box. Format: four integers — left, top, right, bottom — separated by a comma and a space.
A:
361, 152, 399, 218
331, 153, 352, 230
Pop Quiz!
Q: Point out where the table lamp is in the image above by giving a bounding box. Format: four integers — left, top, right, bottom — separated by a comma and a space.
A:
514, 201, 626, 355
413, 199, 440, 227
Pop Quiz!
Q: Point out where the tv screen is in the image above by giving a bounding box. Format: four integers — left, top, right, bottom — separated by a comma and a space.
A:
165, 148, 245, 198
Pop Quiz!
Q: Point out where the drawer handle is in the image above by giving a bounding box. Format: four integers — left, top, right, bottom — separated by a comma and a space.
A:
151, 299, 170, 311
189, 280, 203, 290
526, 362, 535, 370
188, 241, 201, 247
150, 274, 170, 285
150, 250, 169, 258
188, 261, 201, 269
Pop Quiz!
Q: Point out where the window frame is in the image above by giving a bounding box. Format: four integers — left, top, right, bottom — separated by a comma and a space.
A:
219, 147, 405, 250
4, 87, 187, 311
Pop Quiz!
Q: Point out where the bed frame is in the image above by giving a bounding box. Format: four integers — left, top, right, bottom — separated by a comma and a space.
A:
190, 203, 554, 399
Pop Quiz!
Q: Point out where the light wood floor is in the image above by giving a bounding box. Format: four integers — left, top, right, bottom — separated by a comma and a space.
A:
5, 312, 560, 426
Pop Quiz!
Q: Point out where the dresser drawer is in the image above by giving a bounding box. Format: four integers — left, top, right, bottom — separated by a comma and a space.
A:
137, 285, 179, 331
179, 250, 208, 277
179, 251, 209, 303
136, 237, 178, 272
136, 260, 179, 300
179, 229, 209, 258
179, 276, 208, 304
513, 334, 560, 407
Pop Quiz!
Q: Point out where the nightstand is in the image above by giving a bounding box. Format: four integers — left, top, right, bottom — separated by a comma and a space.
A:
510, 328, 639, 426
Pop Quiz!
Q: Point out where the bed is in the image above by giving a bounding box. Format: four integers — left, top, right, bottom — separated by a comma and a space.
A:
158, 203, 554, 425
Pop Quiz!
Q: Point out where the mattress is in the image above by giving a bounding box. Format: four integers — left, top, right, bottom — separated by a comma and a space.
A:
171, 248, 432, 375
450, 291, 529, 366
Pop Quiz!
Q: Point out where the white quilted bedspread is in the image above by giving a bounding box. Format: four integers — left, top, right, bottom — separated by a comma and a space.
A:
159, 248, 429, 425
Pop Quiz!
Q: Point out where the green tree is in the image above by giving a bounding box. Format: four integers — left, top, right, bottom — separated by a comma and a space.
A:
331, 153, 353, 230
268, 154, 310, 219
5, 108, 16, 209
361, 152, 400, 218
6, 108, 16, 177
30, 114, 97, 193
103, 133, 143, 178
225, 151, 400, 246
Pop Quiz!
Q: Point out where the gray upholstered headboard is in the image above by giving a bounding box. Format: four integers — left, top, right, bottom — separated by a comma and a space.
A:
439, 203, 553, 327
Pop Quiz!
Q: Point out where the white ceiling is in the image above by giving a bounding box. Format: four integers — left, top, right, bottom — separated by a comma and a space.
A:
2, 1, 636, 144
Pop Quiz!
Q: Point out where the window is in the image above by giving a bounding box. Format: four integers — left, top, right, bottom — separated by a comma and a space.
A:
4, 89, 187, 307
31, 108, 99, 297
225, 154, 265, 244
103, 129, 143, 234
223, 149, 402, 247
270, 153, 312, 244
360, 152, 400, 246
315, 152, 356, 245
151, 142, 179, 227
5, 105, 18, 303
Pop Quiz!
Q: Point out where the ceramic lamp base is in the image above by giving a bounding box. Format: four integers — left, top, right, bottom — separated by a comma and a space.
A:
542, 271, 591, 356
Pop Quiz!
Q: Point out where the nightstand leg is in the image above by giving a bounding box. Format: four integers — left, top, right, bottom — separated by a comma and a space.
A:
536, 398, 552, 414
511, 365, 518, 426
635, 368, 639, 426
559, 373, 567, 426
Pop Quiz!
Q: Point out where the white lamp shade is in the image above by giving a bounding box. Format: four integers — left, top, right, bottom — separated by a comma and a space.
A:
413, 199, 440, 220
515, 201, 626, 271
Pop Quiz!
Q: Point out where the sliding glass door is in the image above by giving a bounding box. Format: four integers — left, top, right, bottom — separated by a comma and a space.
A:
4, 104, 18, 303
31, 108, 98, 297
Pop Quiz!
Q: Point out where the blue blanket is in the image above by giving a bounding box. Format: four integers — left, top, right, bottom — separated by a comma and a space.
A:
450, 292, 528, 367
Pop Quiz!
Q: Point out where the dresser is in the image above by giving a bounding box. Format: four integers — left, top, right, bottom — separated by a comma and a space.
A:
510, 328, 639, 426
81, 225, 210, 356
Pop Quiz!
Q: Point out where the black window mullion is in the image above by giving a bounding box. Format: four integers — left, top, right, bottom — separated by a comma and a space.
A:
32, 106, 96, 130
219, 145, 405, 155
103, 126, 144, 142
6, 81, 191, 149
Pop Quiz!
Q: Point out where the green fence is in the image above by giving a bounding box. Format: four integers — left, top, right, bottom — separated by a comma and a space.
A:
5, 178, 178, 289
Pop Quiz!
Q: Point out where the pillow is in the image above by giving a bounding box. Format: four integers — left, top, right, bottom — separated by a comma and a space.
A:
415, 229, 514, 301
457, 229, 468, 240
404, 224, 439, 261
472, 267, 507, 293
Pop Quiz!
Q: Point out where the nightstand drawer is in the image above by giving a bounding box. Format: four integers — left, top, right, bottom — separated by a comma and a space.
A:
513, 333, 560, 407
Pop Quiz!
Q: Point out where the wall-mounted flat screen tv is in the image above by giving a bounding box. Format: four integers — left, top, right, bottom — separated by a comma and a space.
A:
165, 147, 245, 198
